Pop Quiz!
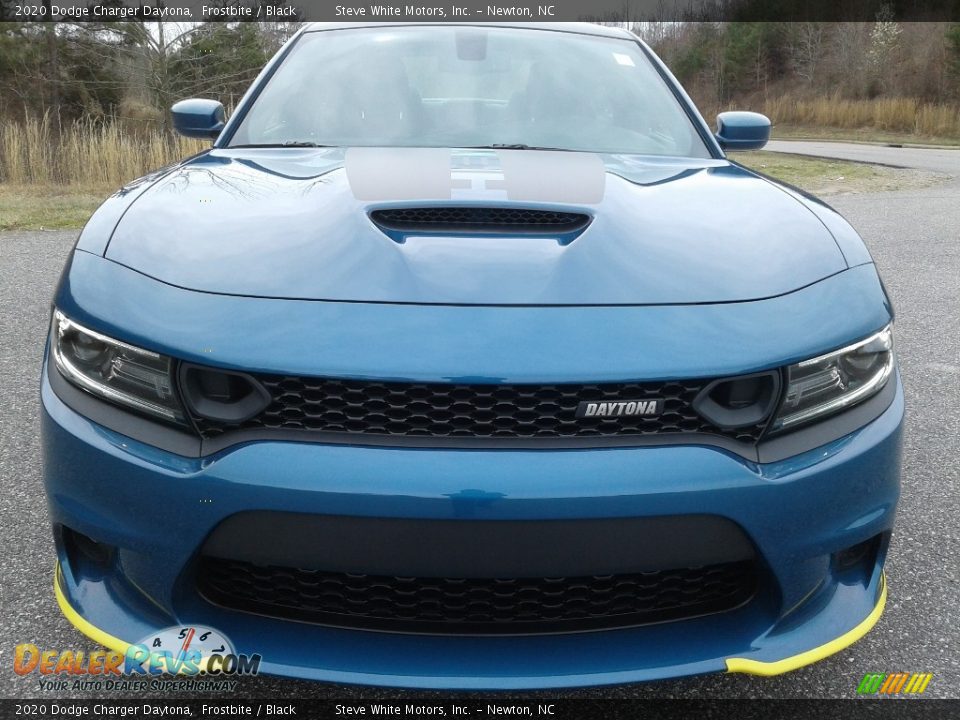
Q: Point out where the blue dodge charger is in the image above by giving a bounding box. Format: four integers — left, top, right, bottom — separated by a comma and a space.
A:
43, 22, 902, 688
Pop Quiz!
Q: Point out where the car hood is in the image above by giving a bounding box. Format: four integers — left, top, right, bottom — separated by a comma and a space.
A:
105, 147, 847, 305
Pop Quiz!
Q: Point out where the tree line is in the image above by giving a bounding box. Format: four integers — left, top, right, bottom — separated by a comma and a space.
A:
1, 18, 958, 137
641, 20, 960, 111
0, 19, 301, 134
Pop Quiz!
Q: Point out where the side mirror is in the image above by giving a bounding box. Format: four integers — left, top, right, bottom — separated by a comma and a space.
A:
715, 111, 771, 151
171, 99, 226, 140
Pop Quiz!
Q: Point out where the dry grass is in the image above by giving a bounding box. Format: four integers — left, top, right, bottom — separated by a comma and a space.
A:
3, 99, 957, 186
0, 104, 954, 231
762, 95, 960, 138
1, 152, 943, 232
732, 151, 946, 196
0, 184, 116, 231
0, 114, 206, 186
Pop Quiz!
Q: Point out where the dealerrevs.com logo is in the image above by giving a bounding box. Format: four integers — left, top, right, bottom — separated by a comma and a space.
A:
14, 625, 261, 692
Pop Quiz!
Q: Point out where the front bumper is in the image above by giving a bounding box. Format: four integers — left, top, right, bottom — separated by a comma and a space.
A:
41, 368, 903, 689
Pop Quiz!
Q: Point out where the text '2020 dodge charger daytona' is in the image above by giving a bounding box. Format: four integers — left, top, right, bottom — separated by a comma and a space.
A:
42, 23, 901, 689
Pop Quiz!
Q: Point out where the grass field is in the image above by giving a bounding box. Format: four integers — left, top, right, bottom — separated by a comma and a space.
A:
0, 184, 115, 231
728, 150, 941, 195
0, 152, 945, 232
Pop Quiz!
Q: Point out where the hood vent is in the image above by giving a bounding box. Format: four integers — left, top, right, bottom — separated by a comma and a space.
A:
370, 207, 591, 244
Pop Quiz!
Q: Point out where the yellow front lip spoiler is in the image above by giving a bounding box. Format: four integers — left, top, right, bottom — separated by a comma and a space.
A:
725, 573, 887, 676
54, 563, 131, 655
55, 563, 220, 673
55, 561, 886, 680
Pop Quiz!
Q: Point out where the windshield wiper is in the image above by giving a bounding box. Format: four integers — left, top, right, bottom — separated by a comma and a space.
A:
231, 142, 573, 151
230, 141, 329, 148
465, 144, 573, 151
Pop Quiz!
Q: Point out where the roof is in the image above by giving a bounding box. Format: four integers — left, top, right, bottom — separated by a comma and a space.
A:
304, 22, 634, 39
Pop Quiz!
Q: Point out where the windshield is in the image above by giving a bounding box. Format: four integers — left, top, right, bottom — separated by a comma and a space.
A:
228, 26, 711, 158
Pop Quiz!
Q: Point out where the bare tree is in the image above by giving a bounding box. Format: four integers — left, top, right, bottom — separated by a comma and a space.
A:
829, 22, 871, 95
65, 21, 296, 133
41, 0, 61, 132
753, 30, 768, 92
789, 22, 824, 84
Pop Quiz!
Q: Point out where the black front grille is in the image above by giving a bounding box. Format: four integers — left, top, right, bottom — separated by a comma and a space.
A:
192, 376, 766, 444
197, 557, 758, 634
370, 207, 591, 234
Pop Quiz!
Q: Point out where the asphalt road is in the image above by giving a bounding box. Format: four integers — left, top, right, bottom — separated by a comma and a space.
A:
1, 142, 958, 700
765, 139, 960, 174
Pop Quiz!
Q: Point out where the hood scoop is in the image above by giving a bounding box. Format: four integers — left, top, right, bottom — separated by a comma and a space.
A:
369, 206, 592, 244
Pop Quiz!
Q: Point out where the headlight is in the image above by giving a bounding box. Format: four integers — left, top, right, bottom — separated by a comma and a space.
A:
51, 310, 188, 426
770, 325, 894, 433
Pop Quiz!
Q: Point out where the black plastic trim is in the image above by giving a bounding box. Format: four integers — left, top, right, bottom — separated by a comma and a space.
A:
196, 512, 761, 635
199, 426, 761, 457
692, 370, 780, 430
200, 512, 757, 578
369, 207, 592, 236
179, 363, 272, 424
757, 376, 897, 463
197, 559, 759, 636
47, 351, 898, 465
46, 358, 202, 457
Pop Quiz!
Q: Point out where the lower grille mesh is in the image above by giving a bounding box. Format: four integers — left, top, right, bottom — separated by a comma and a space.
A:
197, 557, 758, 634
